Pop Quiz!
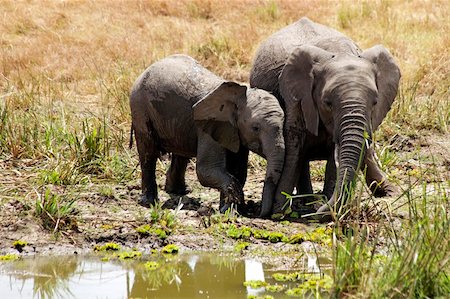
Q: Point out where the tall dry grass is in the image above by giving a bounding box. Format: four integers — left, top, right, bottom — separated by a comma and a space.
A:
1, 1, 448, 131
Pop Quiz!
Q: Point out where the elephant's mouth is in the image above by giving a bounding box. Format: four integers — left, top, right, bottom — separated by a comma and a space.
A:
248, 142, 263, 157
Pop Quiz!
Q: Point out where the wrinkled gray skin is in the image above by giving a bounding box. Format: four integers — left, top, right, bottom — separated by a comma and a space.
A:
130, 55, 285, 214
250, 17, 400, 220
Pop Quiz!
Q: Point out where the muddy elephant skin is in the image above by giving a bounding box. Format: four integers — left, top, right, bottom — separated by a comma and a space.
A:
250, 17, 400, 219
130, 55, 285, 214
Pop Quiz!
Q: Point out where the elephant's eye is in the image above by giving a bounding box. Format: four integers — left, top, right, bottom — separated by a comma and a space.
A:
252, 124, 260, 133
325, 100, 332, 109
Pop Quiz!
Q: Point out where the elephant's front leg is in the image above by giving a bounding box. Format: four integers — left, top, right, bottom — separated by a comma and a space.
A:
226, 146, 249, 186
364, 145, 398, 197
224, 146, 249, 213
296, 159, 313, 195
322, 153, 337, 200
165, 154, 191, 195
196, 132, 244, 212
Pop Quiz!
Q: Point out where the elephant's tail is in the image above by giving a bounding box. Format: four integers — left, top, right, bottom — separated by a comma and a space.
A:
129, 123, 134, 149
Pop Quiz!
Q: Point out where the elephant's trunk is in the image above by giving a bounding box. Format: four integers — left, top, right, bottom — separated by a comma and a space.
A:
333, 99, 368, 211
267, 113, 300, 216
260, 142, 285, 217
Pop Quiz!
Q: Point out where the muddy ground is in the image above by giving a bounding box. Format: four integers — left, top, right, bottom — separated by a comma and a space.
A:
0, 132, 448, 268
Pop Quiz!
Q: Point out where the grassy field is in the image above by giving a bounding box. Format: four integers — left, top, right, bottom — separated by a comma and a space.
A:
1, 0, 449, 298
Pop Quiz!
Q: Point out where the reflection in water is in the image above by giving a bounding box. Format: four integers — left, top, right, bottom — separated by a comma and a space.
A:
245, 259, 265, 297
0, 253, 315, 299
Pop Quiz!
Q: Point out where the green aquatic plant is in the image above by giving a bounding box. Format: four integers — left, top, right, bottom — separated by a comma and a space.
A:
0, 254, 20, 261
136, 224, 168, 240
161, 244, 179, 254
93, 242, 120, 251
117, 251, 142, 260
265, 284, 285, 292
226, 224, 252, 240
144, 261, 161, 271
253, 229, 288, 243
247, 295, 274, 299
285, 273, 333, 298
285, 274, 332, 297
308, 227, 332, 246
243, 280, 268, 288
234, 242, 250, 252
286, 227, 332, 246
267, 232, 286, 243
12, 240, 28, 252
272, 272, 299, 282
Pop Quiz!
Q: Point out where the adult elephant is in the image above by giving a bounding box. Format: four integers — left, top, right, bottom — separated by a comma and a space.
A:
130, 54, 285, 214
250, 17, 400, 220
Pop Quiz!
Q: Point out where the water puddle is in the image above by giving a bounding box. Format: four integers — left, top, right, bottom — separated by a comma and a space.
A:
0, 253, 330, 298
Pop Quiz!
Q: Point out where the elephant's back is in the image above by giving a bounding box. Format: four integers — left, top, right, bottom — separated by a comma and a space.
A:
135, 54, 222, 103
130, 55, 222, 157
250, 17, 346, 93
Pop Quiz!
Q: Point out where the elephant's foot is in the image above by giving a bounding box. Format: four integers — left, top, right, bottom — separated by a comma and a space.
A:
164, 183, 191, 196
368, 179, 399, 197
313, 201, 333, 223
271, 195, 291, 218
138, 192, 158, 208
219, 180, 244, 214
364, 146, 399, 197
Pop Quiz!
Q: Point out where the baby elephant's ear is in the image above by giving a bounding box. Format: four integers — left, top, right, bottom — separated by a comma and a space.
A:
193, 81, 247, 153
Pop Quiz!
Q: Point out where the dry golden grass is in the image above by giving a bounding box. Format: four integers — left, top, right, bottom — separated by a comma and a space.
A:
1, 1, 448, 130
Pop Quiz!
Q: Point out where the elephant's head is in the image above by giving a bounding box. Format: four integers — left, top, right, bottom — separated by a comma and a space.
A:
279, 45, 400, 217
193, 82, 285, 216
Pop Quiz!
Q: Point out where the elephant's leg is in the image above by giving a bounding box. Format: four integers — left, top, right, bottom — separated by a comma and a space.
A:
296, 160, 313, 195
226, 147, 249, 187
322, 154, 337, 200
135, 130, 159, 207
165, 155, 191, 195
224, 147, 249, 213
196, 132, 244, 213
364, 145, 398, 196
272, 117, 304, 215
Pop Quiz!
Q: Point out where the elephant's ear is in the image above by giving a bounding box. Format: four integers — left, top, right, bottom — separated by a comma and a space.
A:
193, 81, 247, 153
362, 45, 401, 131
279, 45, 334, 136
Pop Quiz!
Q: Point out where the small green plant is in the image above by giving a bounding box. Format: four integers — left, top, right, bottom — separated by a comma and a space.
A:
247, 295, 273, 299
0, 254, 20, 261
136, 224, 169, 240
272, 272, 300, 282
265, 284, 285, 292
161, 244, 179, 254
243, 280, 268, 288
144, 261, 161, 271
118, 250, 142, 260
234, 242, 250, 252
34, 188, 77, 232
226, 224, 252, 240
12, 240, 28, 252
267, 232, 286, 243
285, 274, 332, 297
94, 242, 121, 251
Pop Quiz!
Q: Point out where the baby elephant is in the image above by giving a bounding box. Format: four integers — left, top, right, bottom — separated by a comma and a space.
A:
130, 55, 285, 215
